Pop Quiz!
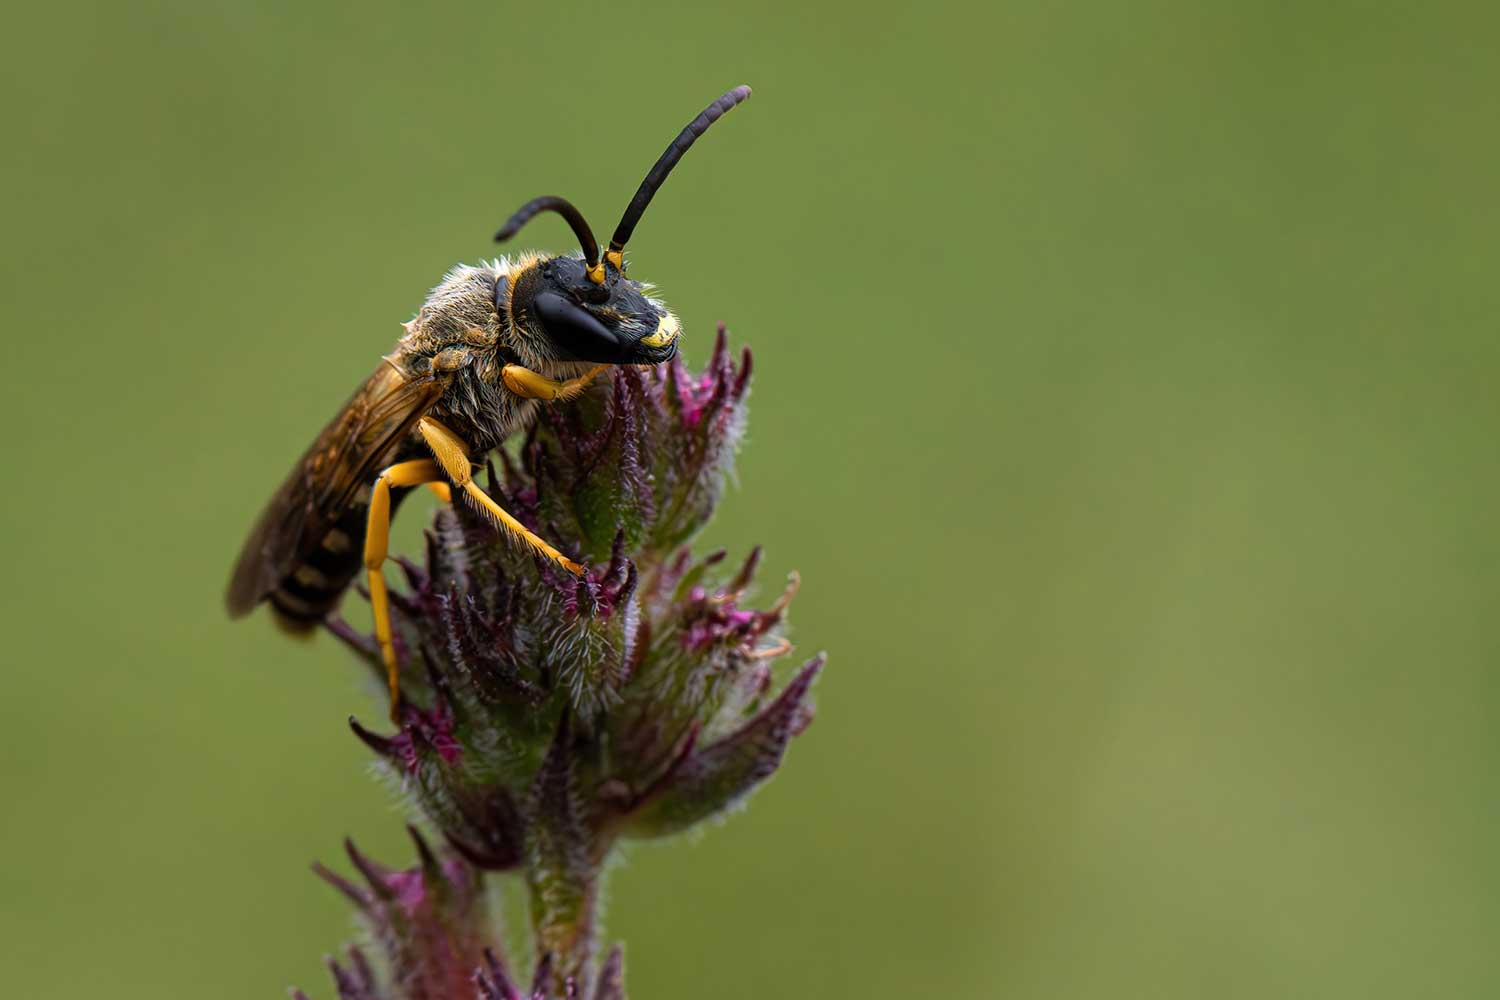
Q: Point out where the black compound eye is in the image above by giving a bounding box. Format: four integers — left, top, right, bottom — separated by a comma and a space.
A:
532, 290, 628, 364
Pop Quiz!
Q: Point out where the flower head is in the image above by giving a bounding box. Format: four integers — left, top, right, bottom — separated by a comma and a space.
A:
303, 328, 822, 998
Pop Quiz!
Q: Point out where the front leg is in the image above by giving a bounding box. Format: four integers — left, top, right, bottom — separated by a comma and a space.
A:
501, 363, 610, 401
417, 416, 585, 576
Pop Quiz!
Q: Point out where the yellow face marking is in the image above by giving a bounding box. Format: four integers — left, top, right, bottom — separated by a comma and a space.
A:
638, 312, 679, 349
604, 249, 624, 271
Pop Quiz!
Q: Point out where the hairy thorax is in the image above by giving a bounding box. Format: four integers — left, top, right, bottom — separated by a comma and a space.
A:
386, 260, 592, 453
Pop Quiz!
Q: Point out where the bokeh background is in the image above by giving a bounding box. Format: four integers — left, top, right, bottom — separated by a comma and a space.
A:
4, 2, 1499, 997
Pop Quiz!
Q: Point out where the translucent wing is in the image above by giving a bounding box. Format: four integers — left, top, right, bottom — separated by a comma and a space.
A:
225, 360, 448, 615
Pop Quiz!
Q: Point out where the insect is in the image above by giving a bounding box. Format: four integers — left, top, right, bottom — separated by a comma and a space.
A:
227, 85, 752, 720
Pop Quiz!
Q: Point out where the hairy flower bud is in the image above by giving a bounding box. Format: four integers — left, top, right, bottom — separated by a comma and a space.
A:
299, 329, 822, 998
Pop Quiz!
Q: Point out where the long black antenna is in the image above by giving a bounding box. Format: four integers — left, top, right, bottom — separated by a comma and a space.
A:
606, 85, 752, 266
495, 195, 602, 275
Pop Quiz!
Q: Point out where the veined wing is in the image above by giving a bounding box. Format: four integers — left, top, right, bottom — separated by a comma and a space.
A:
225, 360, 447, 615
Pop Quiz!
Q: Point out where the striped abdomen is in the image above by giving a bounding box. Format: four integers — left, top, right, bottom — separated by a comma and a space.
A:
267, 483, 417, 632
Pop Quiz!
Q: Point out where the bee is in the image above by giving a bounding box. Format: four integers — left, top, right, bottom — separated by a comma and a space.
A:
227, 86, 752, 719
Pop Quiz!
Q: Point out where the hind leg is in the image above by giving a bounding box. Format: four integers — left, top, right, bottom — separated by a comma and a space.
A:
363, 458, 445, 721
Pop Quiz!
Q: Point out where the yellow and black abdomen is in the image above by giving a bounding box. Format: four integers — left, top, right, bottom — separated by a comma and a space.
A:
264, 483, 417, 632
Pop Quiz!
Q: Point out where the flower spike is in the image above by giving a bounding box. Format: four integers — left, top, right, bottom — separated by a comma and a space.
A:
307, 329, 822, 999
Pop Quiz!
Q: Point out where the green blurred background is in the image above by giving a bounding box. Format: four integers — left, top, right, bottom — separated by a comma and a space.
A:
4, 2, 1499, 997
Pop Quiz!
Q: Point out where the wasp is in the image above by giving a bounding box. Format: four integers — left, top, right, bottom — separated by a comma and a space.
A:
227, 86, 752, 719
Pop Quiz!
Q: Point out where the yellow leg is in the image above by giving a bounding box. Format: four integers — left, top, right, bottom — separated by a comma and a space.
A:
418, 416, 585, 576
426, 482, 452, 503
364, 458, 445, 722
501, 363, 610, 401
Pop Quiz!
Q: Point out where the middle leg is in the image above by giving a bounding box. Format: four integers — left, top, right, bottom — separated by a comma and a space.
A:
417, 416, 585, 576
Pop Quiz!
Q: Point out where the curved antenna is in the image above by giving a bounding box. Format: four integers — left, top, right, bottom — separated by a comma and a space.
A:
607, 85, 752, 265
495, 195, 603, 281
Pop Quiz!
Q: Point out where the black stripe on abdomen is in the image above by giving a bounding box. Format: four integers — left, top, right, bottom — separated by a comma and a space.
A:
268, 486, 414, 631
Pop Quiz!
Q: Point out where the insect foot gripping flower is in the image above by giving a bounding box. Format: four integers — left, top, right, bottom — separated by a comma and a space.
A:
300, 327, 824, 999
